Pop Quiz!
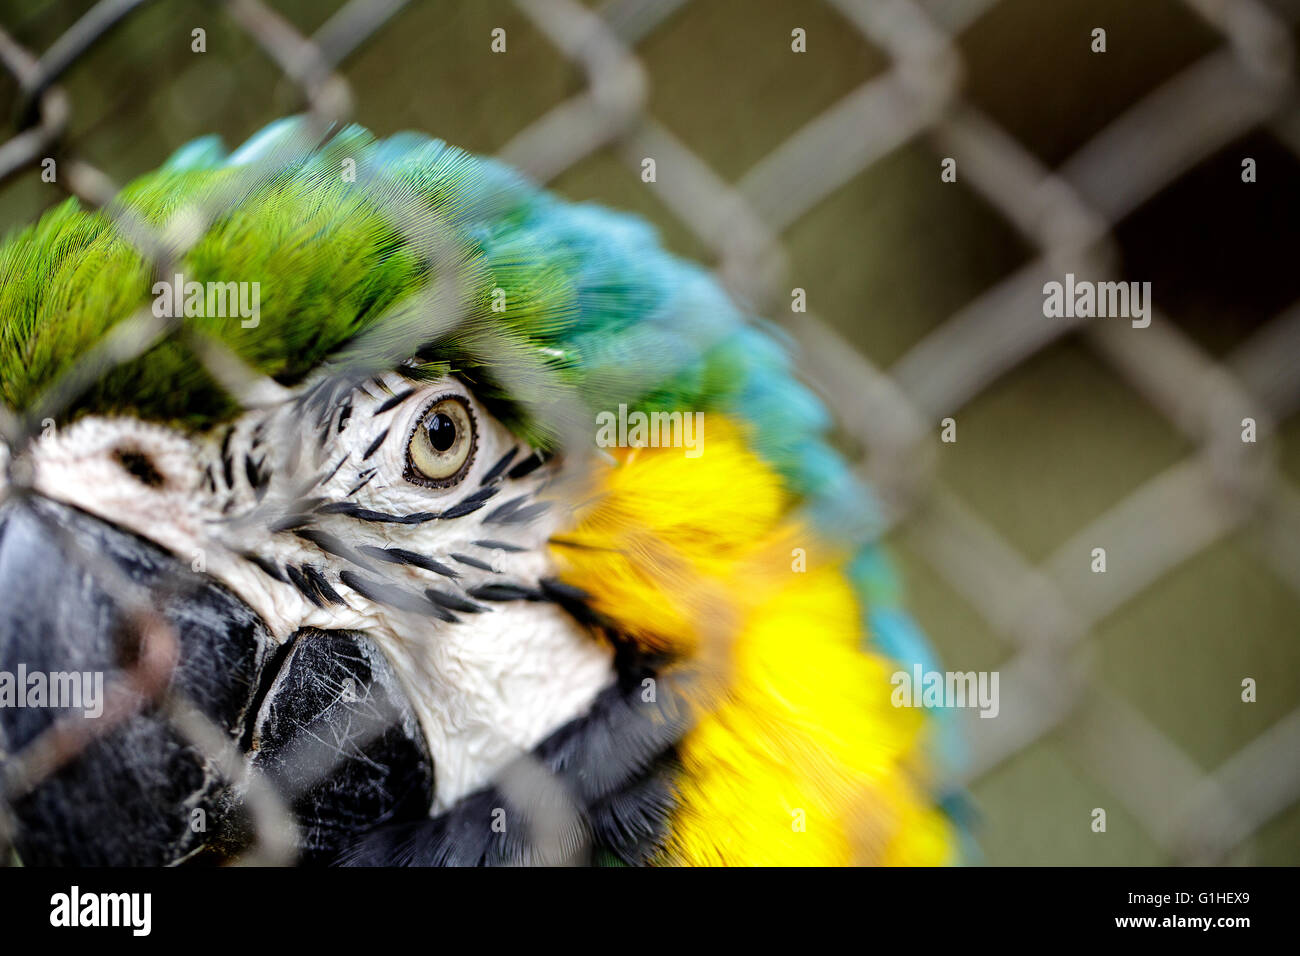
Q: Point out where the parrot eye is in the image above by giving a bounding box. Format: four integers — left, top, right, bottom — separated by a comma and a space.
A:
405, 395, 476, 487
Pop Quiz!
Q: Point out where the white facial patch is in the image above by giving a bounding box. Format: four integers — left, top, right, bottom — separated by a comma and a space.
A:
8, 372, 615, 811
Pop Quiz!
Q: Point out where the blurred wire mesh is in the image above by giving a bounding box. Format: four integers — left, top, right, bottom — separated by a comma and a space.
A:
0, 0, 1297, 865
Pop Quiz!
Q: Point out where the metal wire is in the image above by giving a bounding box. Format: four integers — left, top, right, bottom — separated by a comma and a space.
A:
0, 0, 1294, 866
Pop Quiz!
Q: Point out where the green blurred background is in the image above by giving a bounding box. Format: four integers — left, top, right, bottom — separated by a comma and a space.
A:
0, 0, 1297, 864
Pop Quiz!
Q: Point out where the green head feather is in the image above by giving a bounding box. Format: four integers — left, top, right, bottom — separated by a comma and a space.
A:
0, 118, 866, 531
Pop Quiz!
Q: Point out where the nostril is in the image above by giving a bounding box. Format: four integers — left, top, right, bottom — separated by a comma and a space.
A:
113, 447, 166, 488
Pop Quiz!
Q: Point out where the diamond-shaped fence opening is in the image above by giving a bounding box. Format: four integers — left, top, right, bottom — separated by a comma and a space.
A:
0, 0, 1296, 866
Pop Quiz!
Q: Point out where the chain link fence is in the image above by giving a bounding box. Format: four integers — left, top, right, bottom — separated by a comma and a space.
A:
0, 0, 1297, 865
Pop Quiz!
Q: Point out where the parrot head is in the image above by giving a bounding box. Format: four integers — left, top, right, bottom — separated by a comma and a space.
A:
0, 119, 959, 866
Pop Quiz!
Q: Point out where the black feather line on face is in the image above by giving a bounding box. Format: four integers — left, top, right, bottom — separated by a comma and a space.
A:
314, 502, 441, 525
479, 447, 519, 486
482, 494, 531, 523
293, 527, 380, 573
483, 500, 550, 526
424, 588, 488, 614
244, 454, 268, 497
466, 582, 541, 602
338, 569, 457, 622
505, 452, 546, 481
243, 551, 288, 583
464, 577, 614, 633
438, 486, 499, 519
356, 545, 459, 579
345, 468, 377, 497
284, 565, 318, 605
316, 454, 349, 490
269, 513, 316, 533
219, 425, 236, 490
286, 564, 336, 608
547, 537, 621, 553
292, 495, 327, 513
450, 553, 495, 572
298, 378, 335, 418
471, 539, 526, 553
459, 486, 502, 506
361, 428, 389, 462
315, 402, 335, 443
372, 389, 415, 416
538, 577, 593, 608
303, 566, 345, 606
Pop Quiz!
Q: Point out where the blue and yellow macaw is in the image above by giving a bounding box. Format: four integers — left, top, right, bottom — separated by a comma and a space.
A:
0, 118, 959, 866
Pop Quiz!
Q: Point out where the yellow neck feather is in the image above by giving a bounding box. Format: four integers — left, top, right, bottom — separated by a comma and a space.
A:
553, 417, 954, 865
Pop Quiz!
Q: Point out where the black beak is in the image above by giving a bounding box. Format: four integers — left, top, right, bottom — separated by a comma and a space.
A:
0, 495, 434, 866
0, 494, 272, 865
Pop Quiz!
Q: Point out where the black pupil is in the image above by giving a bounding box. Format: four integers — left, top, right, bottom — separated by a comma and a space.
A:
426, 412, 457, 452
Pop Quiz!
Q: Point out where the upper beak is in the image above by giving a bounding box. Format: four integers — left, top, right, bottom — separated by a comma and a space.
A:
0, 494, 273, 865
0, 494, 436, 866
